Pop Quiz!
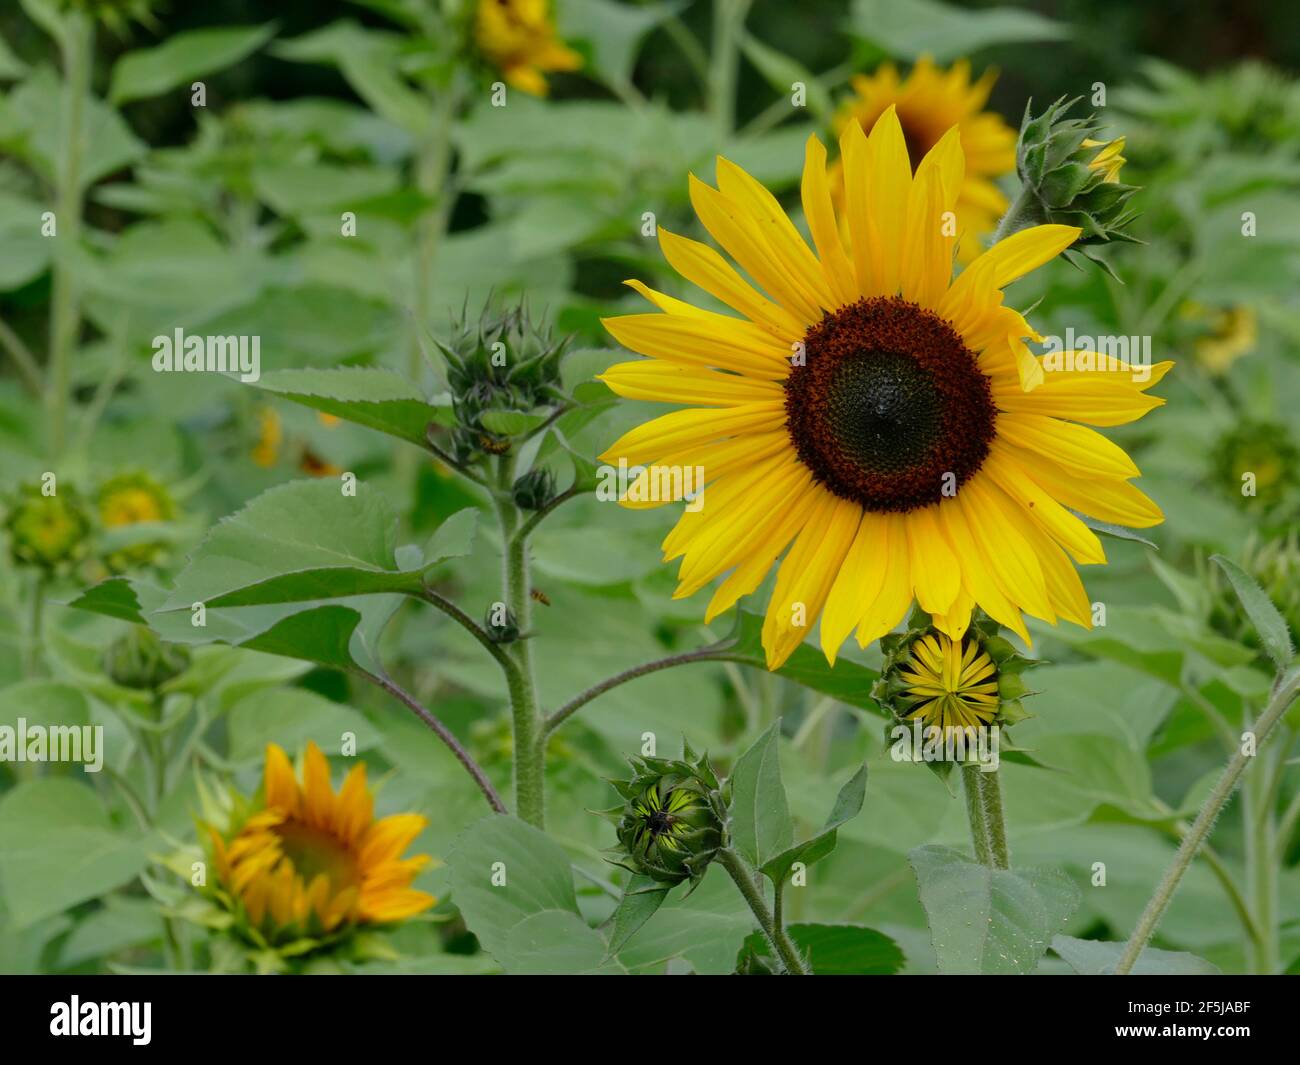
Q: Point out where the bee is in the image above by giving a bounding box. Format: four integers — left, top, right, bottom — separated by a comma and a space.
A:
530, 587, 551, 607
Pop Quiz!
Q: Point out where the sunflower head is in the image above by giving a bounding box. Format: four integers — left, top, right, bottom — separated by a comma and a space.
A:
4, 483, 92, 572
101, 625, 190, 691
97, 471, 177, 572
605, 744, 725, 888
473, 0, 581, 97
200, 742, 436, 952
438, 301, 570, 463
874, 612, 1036, 734
599, 108, 1168, 670
1210, 418, 1300, 510
1011, 97, 1140, 265
832, 56, 1016, 262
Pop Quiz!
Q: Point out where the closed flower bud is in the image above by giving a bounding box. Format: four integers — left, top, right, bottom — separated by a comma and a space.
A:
605, 745, 725, 887
4, 484, 92, 572
512, 467, 556, 511
102, 626, 191, 690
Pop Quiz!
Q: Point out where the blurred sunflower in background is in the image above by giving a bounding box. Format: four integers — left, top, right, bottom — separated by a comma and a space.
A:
97, 470, 176, 572
204, 742, 435, 947
832, 57, 1016, 262
474, 0, 581, 97
601, 108, 1169, 669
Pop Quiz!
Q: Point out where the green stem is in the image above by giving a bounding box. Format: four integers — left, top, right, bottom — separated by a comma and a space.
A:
25, 573, 46, 677
709, 0, 751, 142
495, 454, 545, 828
1243, 739, 1279, 973
719, 848, 809, 975
990, 181, 1040, 246
47, 12, 92, 458
144, 693, 185, 971
1115, 667, 1300, 975
962, 763, 1009, 869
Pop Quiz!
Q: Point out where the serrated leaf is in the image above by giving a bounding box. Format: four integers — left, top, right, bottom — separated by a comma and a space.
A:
909, 844, 1080, 974
161, 480, 423, 611
759, 762, 867, 884
728, 722, 793, 868
1211, 554, 1295, 671
250, 367, 446, 449
110, 24, 277, 104
606, 873, 671, 955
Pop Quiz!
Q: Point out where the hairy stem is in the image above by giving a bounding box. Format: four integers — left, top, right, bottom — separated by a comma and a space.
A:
1115, 667, 1300, 974
719, 848, 809, 975
990, 181, 1040, 246
496, 454, 545, 828
962, 763, 1009, 869
47, 13, 92, 457
369, 673, 507, 814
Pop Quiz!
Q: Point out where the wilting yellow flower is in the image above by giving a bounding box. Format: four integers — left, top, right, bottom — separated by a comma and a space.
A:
1082, 136, 1126, 183
475, 0, 581, 97
833, 57, 1016, 262
1182, 301, 1257, 374
600, 107, 1170, 669
895, 632, 999, 730
207, 742, 435, 943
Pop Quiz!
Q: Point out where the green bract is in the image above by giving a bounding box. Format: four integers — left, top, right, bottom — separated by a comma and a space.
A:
4, 484, 92, 572
101, 625, 191, 691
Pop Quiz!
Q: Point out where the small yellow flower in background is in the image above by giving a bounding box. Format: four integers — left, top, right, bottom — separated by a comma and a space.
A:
600, 107, 1170, 669
475, 0, 581, 97
251, 406, 282, 467
832, 56, 1017, 262
205, 742, 435, 945
1181, 300, 1257, 374
99, 471, 174, 528
1082, 136, 1126, 183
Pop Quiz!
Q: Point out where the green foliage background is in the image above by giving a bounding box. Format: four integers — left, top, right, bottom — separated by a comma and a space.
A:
0, 0, 1298, 975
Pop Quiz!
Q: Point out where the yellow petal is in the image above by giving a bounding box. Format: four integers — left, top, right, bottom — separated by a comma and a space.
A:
971, 223, 1082, 288
602, 312, 792, 380
821, 512, 887, 663
997, 413, 1141, 479
599, 401, 784, 467
800, 133, 857, 306
855, 513, 913, 646
599, 360, 783, 406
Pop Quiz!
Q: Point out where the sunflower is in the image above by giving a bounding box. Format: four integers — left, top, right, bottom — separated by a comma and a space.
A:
1082, 136, 1127, 183
832, 57, 1016, 262
599, 107, 1169, 669
895, 632, 999, 731
207, 742, 435, 943
475, 0, 581, 97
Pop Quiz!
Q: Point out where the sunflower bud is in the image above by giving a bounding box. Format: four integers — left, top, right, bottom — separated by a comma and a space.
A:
512, 467, 556, 511
1008, 96, 1140, 271
4, 484, 92, 572
484, 604, 521, 644
873, 613, 1037, 740
1209, 418, 1299, 512
604, 745, 725, 887
436, 302, 570, 464
102, 626, 191, 691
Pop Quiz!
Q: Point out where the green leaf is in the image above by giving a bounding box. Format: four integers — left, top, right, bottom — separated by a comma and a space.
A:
558, 0, 674, 88
109, 24, 277, 105
250, 367, 444, 450
423, 508, 478, 569
727, 722, 793, 868
1076, 512, 1160, 550
448, 815, 623, 974
606, 874, 671, 954
478, 409, 547, 436
1051, 934, 1219, 975
1211, 554, 1295, 671
739, 923, 904, 975
0, 780, 153, 929
0, 32, 28, 81
225, 688, 381, 764
161, 480, 423, 611
909, 844, 1081, 974
759, 762, 868, 884
847, 0, 1067, 62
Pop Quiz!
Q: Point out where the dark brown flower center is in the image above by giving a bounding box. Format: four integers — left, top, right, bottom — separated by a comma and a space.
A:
784, 297, 996, 513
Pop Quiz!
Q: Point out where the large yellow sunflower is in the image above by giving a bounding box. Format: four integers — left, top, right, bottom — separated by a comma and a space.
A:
207, 742, 435, 942
832, 57, 1016, 262
599, 107, 1169, 670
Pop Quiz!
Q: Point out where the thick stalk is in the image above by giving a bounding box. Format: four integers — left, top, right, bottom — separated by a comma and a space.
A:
1115, 667, 1300, 974
719, 848, 809, 975
962, 764, 1009, 869
48, 13, 92, 457
990, 181, 1040, 246
496, 455, 545, 828
1243, 743, 1278, 973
